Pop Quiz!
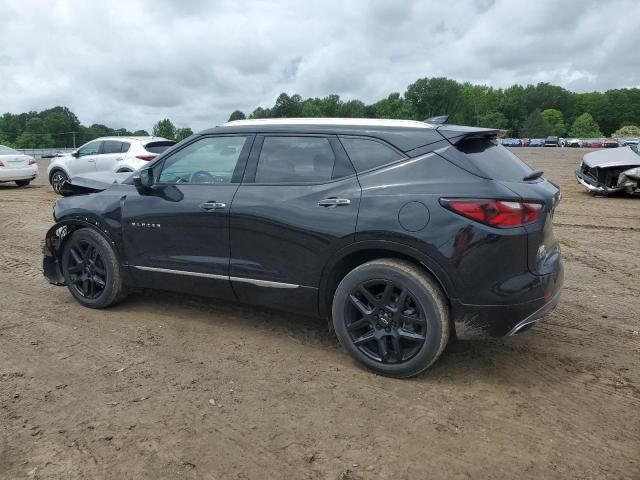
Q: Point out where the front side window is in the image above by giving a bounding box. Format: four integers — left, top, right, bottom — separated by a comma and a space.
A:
102, 141, 123, 154
339, 137, 403, 172
158, 136, 247, 184
77, 141, 101, 157
255, 136, 335, 183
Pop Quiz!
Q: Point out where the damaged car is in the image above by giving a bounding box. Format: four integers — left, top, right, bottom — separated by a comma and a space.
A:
576, 143, 640, 195
58, 171, 132, 196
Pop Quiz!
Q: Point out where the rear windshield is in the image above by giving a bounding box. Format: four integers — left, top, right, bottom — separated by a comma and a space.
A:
0, 145, 19, 155
145, 141, 176, 154
458, 139, 534, 181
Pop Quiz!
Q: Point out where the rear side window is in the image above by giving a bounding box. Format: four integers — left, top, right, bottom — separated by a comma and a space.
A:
145, 141, 176, 154
255, 137, 335, 183
102, 141, 123, 154
458, 139, 533, 181
121, 142, 131, 152
339, 137, 403, 172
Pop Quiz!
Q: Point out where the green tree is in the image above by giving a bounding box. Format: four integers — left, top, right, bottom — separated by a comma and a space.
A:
249, 107, 271, 119
541, 109, 566, 135
228, 110, 247, 122
405, 77, 462, 120
569, 113, 602, 138
175, 127, 194, 142
477, 111, 508, 129
133, 129, 149, 136
521, 109, 552, 138
152, 119, 177, 140
612, 124, 640, 138
371, 93, 416, 119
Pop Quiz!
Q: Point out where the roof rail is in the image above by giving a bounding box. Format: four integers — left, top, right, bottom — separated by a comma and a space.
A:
424, 115, 449, 125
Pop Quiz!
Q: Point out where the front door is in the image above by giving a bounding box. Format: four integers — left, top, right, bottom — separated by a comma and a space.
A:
122, 134, 253, 300
67, 140, 101, 176
230, 134, 361, 315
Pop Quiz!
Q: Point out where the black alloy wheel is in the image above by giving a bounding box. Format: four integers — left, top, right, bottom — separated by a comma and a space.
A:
332, 259, 450, 378
61, 228, 127, 308
65, 238, 107, 300
346, 279, 427, 364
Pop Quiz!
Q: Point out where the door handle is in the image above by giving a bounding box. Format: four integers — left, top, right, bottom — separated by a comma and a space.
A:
318, 197, 351, 207
200, 201, 227, 211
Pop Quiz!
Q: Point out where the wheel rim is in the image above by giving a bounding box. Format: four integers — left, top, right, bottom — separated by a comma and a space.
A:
65, 239, 107, 299
51, 172, 66, 193
344, 279, 427, 364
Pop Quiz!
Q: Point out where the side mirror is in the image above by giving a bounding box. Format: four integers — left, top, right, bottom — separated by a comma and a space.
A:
71, 151, 79, 158
133, 167, 154, 193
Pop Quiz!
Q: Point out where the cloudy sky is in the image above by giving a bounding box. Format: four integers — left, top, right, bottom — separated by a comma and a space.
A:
1, 0, 639, 131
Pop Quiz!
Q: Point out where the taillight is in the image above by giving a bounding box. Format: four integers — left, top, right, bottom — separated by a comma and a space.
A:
28, 159, 36, 165
136, 154, 156, 161
0, 160, 4, 167
440, 198, 543, 228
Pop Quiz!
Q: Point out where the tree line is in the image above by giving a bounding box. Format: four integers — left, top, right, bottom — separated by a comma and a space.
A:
228, 78, 640, 138
0, 106, 193, 149
3, 78, 640, 149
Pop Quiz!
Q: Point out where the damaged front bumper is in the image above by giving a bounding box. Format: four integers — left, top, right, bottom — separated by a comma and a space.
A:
42, 224, 69, 286
575, 166, 640, 195
575, 169, 624, 194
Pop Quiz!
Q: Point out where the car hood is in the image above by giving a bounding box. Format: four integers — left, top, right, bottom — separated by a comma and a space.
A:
583, 146, 640, 168
61, 171, 132, 195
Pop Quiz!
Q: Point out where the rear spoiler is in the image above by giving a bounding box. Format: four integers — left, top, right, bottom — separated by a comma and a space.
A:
436, 125, 504, 144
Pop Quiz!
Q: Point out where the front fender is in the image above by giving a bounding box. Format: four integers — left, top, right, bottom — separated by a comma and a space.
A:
42, 218, 121, 286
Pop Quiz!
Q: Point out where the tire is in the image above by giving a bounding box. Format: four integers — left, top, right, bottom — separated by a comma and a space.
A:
15, 180, 31, 187
332, 259, 450, 378
50, 169, 68, 195
61, 228, 127, 309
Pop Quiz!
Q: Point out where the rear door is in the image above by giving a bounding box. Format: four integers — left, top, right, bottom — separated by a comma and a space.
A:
94, 140, 125, 172
229, 134, 361, 315
122, 134, 253, 299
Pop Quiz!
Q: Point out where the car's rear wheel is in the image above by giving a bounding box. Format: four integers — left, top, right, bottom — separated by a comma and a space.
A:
50, 170, 68, 194
332, 259, 450, 378
15, 180, 31, 187
61, 228, 127, 308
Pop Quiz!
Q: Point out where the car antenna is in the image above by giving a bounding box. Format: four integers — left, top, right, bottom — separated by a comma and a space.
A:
523, 171, 544, 181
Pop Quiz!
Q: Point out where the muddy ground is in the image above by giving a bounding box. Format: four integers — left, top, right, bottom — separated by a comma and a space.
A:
0, 148, 638, 479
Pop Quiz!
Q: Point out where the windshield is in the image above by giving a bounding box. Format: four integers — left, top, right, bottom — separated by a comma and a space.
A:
0, 145, 20, 155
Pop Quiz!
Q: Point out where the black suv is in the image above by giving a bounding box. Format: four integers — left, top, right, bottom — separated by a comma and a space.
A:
43, 118, 563, 377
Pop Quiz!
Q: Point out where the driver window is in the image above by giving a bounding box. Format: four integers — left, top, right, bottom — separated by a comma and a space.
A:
77, 141, 102, 157
158, 136, 247, 184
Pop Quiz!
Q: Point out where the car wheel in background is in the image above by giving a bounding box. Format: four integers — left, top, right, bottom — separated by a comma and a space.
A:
50, 170, 68, 194
15, 180, 31, 187
332, 259, 450, 378
61, 228, 127, 309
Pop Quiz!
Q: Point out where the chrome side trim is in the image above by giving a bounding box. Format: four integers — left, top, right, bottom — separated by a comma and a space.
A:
230, 276, 300, 289
132, 265, 227, 281
132, 266, 301, 289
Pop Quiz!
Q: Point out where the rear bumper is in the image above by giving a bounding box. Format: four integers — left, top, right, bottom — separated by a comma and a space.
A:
451, 260, 564, 337
0, 165, 38, 181
575, 169, 622, 194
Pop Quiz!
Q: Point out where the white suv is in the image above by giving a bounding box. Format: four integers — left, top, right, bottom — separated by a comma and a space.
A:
47, 136, 175, 194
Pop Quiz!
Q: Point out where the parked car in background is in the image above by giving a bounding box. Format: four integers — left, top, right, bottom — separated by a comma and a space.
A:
42, 117, 563, 378
501, 138, 522, 147
587, 139, 603, 148
620, 139, 638, 147
603, 138, 619, 148
544, 136, 559, 147
47, 136, 176, 194
529, 138, 545, 147
0, 144, 38, 187
566, 138, 582, 148
576, 143, 640, 195
521, 138, 530, 147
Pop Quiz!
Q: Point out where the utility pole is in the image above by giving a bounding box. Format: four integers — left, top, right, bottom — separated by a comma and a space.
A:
72, 132, 76, 148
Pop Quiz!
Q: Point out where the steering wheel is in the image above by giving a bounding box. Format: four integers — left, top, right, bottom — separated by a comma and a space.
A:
189, 170, 216, 183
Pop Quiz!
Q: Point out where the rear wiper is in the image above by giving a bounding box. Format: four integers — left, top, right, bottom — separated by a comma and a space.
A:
523, 171, 544, 181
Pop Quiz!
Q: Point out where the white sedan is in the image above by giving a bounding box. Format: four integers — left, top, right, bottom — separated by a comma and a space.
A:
47, 136, 175, 194
0, 145, 38, 187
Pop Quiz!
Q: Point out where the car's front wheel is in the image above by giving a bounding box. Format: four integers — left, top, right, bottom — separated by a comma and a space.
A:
61, 228, 127, 308
50, 170, 68, 194
332, 259, 450, 378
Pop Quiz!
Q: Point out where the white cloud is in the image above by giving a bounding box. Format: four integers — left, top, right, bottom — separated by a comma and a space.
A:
1, 0, 638, 131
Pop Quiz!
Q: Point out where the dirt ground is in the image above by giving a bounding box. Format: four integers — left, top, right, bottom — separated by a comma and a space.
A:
1, 148, 639, 480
